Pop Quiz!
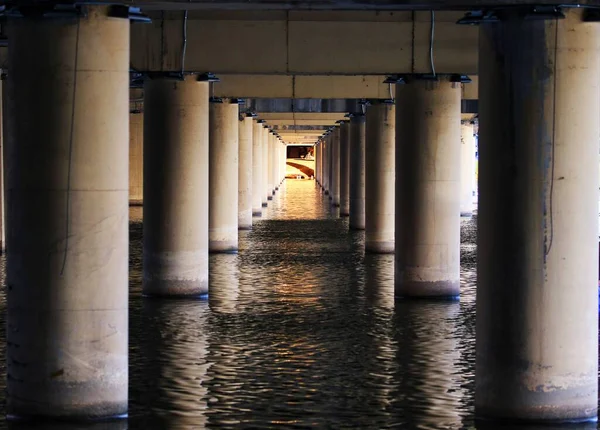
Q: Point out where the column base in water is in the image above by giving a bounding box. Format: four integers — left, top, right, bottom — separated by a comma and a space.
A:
395, 280, 460, 300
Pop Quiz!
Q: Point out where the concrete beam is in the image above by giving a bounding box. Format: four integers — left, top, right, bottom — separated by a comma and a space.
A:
258, 113, 348, 121
131, 11, 478, 74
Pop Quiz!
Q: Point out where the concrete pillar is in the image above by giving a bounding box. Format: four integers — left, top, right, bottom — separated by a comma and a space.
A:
209, 99, 239, 253
460, 122, 476, 217
349, 114, 366, 229
267, 131, 275, 200
129, 111, 143, 206
251, 121, 263, 216
395, 77, 461, 298
238, 115, 253, 229
476, 9, 599, 423
323, 137, 330, 195
340, 121, 350, 216
275, 139, 281, 189
317, 141, 323, 187
330, 126, 341, 207
6, 6, 129, 418
261, 125, 269, 206
144, 76, 209, 297
365, 101, 395, 253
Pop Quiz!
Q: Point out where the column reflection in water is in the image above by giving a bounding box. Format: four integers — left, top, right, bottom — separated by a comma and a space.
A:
209, 253, 240, 314
393, 298, 467, 428
363, 253, 396, 426
138, 300, 210, 428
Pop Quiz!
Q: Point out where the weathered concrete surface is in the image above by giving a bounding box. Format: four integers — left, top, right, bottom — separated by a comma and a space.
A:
365, 102, 395, 253
6, 6, 129, 419
129, 112, 144, 206
349, 114, 366, 229
339, 121, 350, 216
395, 77, 461, 298
252, 121, 264, 216
209, 100, 239, 252
144, 76, 210, 297
460, 122, 475, 217
238, 116, 253, 229
476, 8, 599, 423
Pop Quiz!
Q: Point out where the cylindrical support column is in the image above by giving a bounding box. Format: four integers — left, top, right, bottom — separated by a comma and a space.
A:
395, 77, 461, 298
339, 121, 350, 216
460, 122, 476, 217
323, 137, 330, 194
275, 139, 281, 189
129, 111, 143, 206
316, 141, 322, 186
209, 99, 239, 252
349, 114, 366, 229
238, 115, 253, 229
365, 101, 395, 253
476, 9, 599, 423
261, 125, 269, 206
330, 126, 341, 207
267, 132, 275, 200
144, 76, 209, 297
6, 6, 129, 418
251, 121, 263, 216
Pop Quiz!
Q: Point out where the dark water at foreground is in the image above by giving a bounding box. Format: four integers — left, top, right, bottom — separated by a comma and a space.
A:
0, 179, 595, 429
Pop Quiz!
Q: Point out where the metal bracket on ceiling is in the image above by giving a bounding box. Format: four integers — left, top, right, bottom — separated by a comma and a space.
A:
457, 6, 564, 25
197, 72, 220, 83
109, 6, 151, 23
450, 74, 472, 84
383, 75, 406, 85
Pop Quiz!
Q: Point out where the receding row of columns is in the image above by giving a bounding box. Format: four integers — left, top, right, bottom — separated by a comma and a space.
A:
315, 79, 468, 300
315, 10, 599, 421
3, 5, 598, 425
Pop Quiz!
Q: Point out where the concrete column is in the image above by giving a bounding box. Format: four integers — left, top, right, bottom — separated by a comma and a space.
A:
330, 126, 341, 207
209, 99, 239, 252
261, 125, 269, 206
267, 131, 274, 200
315, 142, 320, 184
238, 115, 253, 229
365, 101, 395, 253
323, 137, 330, 195
395, 77, 461, 298
251, 121, 263, 216
129, 111, 143, 206
460, 122, 476, 217
317, 141, 323, 187
144, 76, 209, 297
340, 121, 350, 216
476, 9, 599, 423
349, 114, 366, 229
6, 6, 129, 418
275, 139, 281, 189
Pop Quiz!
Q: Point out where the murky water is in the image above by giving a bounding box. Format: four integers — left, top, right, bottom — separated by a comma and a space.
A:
0, 179, 596, 429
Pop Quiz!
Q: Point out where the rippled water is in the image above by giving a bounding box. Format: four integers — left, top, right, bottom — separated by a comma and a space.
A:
0, 179, 596, 429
